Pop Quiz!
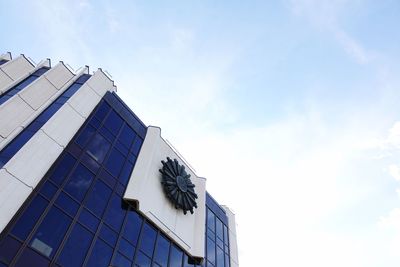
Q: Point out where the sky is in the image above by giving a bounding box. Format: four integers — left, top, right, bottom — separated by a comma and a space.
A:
1, 0, 400, 266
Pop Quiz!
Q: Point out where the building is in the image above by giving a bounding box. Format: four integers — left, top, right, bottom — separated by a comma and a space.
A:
0, 52, 239, 267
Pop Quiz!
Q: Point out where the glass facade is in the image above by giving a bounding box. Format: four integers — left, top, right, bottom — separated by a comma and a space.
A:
0, 74, 91, 169
0, 59, 9, 65
0, 91, 232, 267
0, 67, 50, 105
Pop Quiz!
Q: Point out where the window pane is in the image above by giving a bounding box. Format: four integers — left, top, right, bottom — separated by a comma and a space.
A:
40, 181, 58, 200
118, 238, 135, 260
86, 239, 112, 267
119, 125, 136, 148
14, 247, 50, 267
134, 251, 151, 267
216, 246, 224, 267
78, 209, 100, 233
0, 235, 21, 264
154, 234, 170, 266
57, 224, 93, 267
105, 148, 125, 177
123, 210, 142, 245
104, 194, 126, 232
30, 207, 72, 258
49, 153, 76, 185
207, 210, 215, 232
104, 110, 123, 135
55, 191, 79, 217
112, 252, 131, 267
139, 222, 156, 257
64, 164, 94, 201
11, 196, 48, 240
86, 133, 111, 163
223, 226, 229, 245
216, 219, 223, 240
206, 238, 215, 264
94, 101, 110, 122
99, 224, 118, 247
169, 244, 183, 267
85, 179, 112, 217
76, 125, 96, 148
119, 161, 134, 185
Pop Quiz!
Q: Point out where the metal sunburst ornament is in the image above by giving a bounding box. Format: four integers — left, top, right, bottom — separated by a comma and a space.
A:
159, 157, 198, 214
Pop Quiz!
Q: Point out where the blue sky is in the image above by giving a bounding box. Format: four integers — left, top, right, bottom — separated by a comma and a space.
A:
2, 0, 400, 266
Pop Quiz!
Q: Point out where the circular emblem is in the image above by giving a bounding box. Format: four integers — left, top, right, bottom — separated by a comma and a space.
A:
159, 157, 198, 214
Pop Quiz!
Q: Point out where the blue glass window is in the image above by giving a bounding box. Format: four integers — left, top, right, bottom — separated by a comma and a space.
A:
104, 194, 126, 231
30, 207, 71, 258
207, 209, 215, 232
119, 124, 136, 148
135, 251, 151, 267
112, 252, 131, 267
39, 181, 57, 200
118, 238, 135, 260
78, 209, 100, 233
105, 148, 125, 177
76, 125, 96, 148
139, 222, 157, 257
216, 219, 223, 240
14, 248, 50, 267
99, 224, 118, 247
86, 239, 112, 267
216, 246, 225, 267
169, 244, 183, 267
64, 163, 95, 201
94, 101, 110, 121
119, 161, 134, 185
11, 196, 48, 240
55, 192, 79, 217
206, 238, 215, 265
104, 110, 123, 135
123, 210, 142, 245
154, 234, 170, 266
57, 223, 93, 267
0, 235, 21, 264
49, 153, 76, 185
85, 179, 112, 217
86, 133, 111, 163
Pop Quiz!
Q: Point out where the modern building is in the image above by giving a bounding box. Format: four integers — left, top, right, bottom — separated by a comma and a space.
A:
0, 53, 238, 267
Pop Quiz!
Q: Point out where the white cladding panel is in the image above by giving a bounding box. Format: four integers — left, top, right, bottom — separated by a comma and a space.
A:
124, 126, 206, 259
1, 55, 34, 81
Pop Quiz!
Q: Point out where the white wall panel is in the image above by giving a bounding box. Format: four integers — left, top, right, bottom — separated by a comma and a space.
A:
222, 206, 239, 267
1, 55, 34, 81
124, 126, 206, 260
0, 96, 35, 138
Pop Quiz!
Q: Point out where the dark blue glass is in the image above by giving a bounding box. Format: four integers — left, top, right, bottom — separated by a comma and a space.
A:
99, 224, 118, 247
55, 192, 79, 217
78, 209, 100, 232
99, 125, 115, 142
119, 124, 136, 148
135, 251, 151, 267
94, 101, 110, 121
75, 125, 96, 147
225, 253, 230, 267
30, 207, 71, 258
119, 161, 134, 185
0, 59, 8, 65
14, 247, 50, 267
57, 223, 93, 267
85, 179, 112, 217
118, 238, 135, 260
88, 116, 101, 129
0, 235, 21, 264
154, 234, 170, 266
216, 219, 223, 240
139, 222, 157, 257
131, 137, 143, 156
123, 210, 142, 245
64, 163, 95, 201
104, 194, 126, 231
61, 83, 82, 98
105, 148, 125, 177
223, 225, 229, 245
112, 252, 131, 267
207, 209, 215, 232
86, 239, 112, 267
74, 74, 91, 84
0, 130, 35, 161
15, 76, 37, 90
86, 133, 111, 163
49, 153, 76, 185
216, 246, 224, 267
104, 110, 123, 135
169, 245, 183, 267
35, 103, 62, 123
206, 238, 215, 265
115, 140, 129, 156
40, 181, 58, 200
31, 67, 50, 76
11, 196, 48, 240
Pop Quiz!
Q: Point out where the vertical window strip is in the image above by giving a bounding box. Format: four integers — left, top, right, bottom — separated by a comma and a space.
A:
0, 67, 51, 105
0, 74, 91, 169
0, 59, 9, 65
